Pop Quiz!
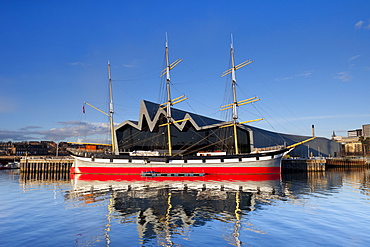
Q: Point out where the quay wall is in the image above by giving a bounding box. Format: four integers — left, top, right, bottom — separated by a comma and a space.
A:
326, 158, 367, 168
282, 159, 326, 172
283, 157, 369, 171
0, 155, 21, 165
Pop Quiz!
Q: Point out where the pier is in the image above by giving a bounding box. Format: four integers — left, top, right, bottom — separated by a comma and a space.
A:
20, 157, 73, 173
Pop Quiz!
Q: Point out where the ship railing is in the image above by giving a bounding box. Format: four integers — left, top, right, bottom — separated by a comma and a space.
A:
253, 145, 285, 153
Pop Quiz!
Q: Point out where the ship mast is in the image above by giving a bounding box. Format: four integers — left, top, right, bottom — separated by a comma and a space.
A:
230, 39, 240, 154
159, 35, 188, 156
81, 62, 119, 155
108, 61, 119, 155
220, 36, 262, 154
165, 38, 173, 156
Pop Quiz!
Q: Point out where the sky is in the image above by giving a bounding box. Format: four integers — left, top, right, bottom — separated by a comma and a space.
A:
1, 0, 369, 144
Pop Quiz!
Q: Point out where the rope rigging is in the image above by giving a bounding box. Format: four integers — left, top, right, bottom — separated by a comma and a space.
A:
114, 35, 314, 156
177, 136, 234, 157
246, 66, 312, 136
119, 131, 165, 150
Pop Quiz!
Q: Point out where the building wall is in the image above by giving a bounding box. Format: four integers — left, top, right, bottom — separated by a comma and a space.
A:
363, 124, 370, 137
348, 129, 362, 137
344, 142, 362, 155
246, 126, 341, 158
117, 123, 341, 158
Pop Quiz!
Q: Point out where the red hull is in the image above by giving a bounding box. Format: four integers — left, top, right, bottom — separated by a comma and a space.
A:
70, 173, 280, 182
70, 166, 280, 175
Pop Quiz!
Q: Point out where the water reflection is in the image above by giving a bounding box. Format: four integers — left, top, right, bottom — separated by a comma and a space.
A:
282, 168, 370, 199
15, 169, 370, 246
66, 174, 283, 246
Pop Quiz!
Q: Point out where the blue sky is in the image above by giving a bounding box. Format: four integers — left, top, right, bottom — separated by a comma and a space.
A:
1, 0, 369, 143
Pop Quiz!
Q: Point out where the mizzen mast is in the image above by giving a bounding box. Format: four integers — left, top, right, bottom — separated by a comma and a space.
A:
108, 61, 119, 155
220, 36, 262, 154
82, 61, 119, 155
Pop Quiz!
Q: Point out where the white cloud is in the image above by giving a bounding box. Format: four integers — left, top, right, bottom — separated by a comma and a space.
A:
0, 121, 111, 142
274, 76, 293, 81
335, 71, 352, 82
18, 126, 42, 131
355, 20, 364, 29
69, 62, 86, 67
275, 70, 313, 81
349, 55, 362, 61
296, 71, 313, 77
122, 59, 141, 68
355, 20, 370, 29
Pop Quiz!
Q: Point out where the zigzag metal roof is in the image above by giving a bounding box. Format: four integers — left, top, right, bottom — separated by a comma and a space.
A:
114, 100, 310, 143
115, 100, 226, 132
113, 99, 315, 145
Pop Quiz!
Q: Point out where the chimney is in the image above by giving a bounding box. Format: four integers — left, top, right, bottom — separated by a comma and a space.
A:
312, 125, 315, 137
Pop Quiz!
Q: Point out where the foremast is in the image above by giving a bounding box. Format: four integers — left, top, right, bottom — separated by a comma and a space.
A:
220, 36, 262, 154
159, 35, 188, 156
164, 39, 173, 156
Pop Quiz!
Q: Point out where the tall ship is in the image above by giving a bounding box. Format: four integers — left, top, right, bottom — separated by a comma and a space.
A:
69, 36, 314, 175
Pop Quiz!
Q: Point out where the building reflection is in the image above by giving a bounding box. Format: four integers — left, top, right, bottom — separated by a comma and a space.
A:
281, 167, 370, 199
65, 174, 284, 246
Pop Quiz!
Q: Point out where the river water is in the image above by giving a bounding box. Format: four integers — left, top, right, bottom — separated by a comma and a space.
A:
1, 169, 370, 247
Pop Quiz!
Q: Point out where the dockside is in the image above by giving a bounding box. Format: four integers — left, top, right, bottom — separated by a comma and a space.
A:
282, 157, 370, 172
7, 156, 369, 174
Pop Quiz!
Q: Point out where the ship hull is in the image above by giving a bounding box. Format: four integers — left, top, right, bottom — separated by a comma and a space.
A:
71, 148, 292, 175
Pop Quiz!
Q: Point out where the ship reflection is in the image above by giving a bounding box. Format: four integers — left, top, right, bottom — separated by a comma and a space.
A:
67, 174, 284, 246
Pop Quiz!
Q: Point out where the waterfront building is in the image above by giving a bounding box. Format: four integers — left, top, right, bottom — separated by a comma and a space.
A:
10, 141, 49, 156
0, 141, 12, 155
335, 124, 370, 156
115, 100, 341, 158
348, 129, 363, 137
343, 138, 363, 156
348, 124, 370, 138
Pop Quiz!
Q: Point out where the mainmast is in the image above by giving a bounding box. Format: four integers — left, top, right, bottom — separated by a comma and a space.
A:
159, 35, 188, 156
165, 38, 173, 156
220, 36, 262, 154
108, 61, 119, 155
230, 39, 238, 123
